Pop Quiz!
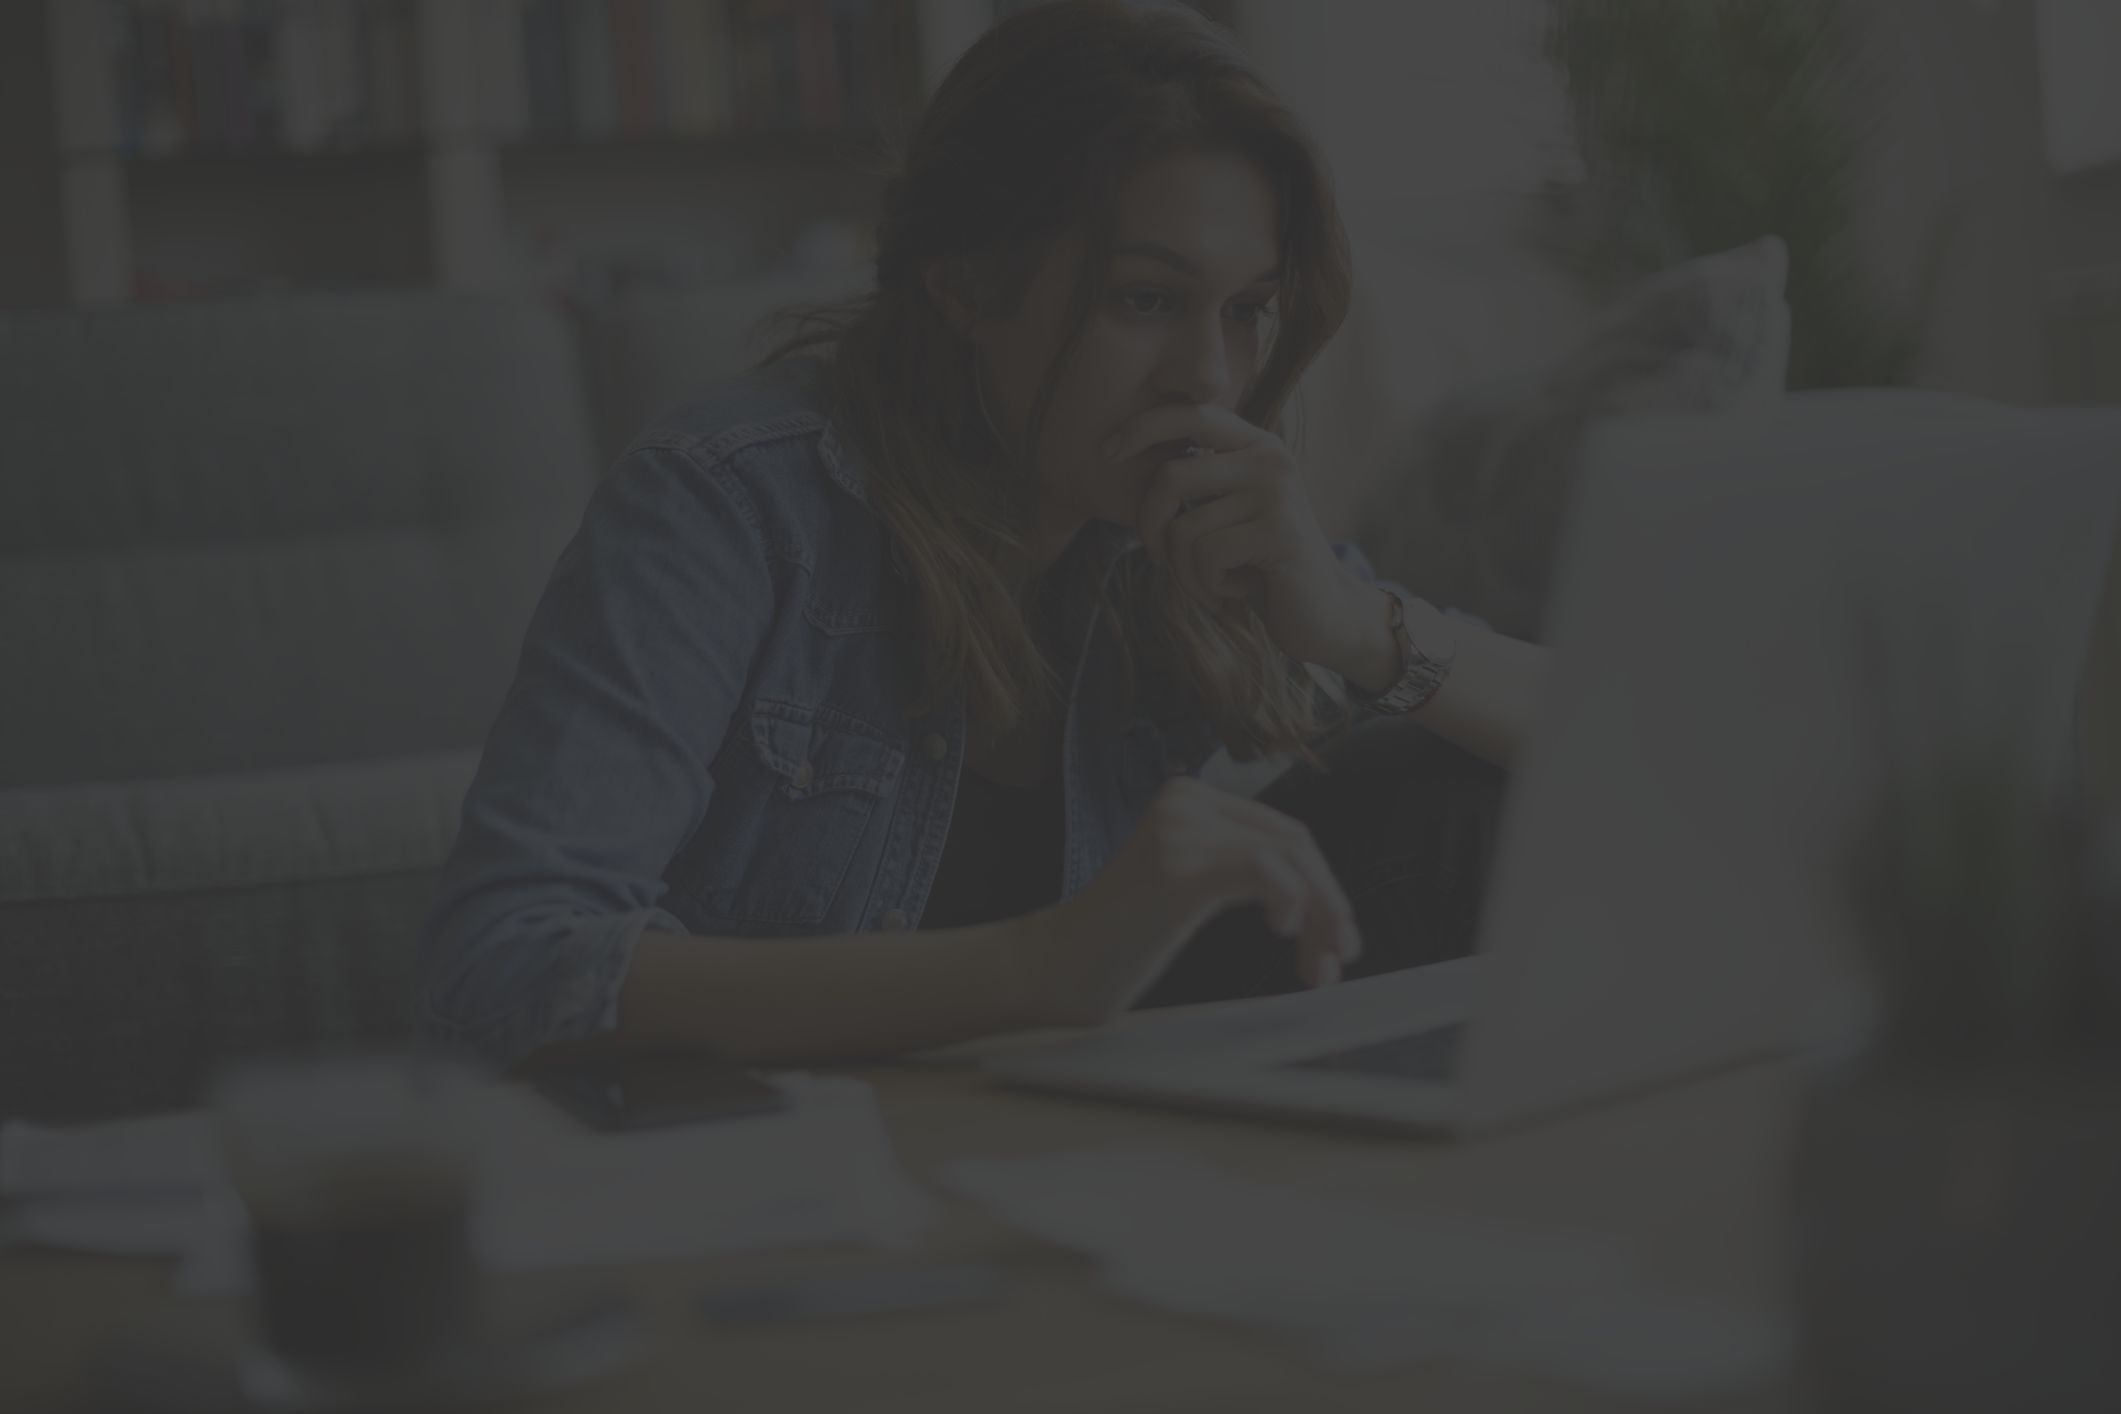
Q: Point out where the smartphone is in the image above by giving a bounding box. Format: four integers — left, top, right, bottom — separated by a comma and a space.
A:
526, 1052, 790, 1132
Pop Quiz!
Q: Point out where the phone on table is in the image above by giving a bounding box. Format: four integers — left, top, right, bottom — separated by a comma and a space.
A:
525, 1051, 789, 1132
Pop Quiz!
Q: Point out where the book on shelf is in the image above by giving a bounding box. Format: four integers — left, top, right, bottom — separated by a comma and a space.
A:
366, 0, 422, 142
78, 0, 423, 157
58, 0, 905, 159
565, 0, 618, 137
609, 0, 659, 133
520, 0, 575, 136
794, 0, 842, 131
508, 0, 889, 142
662, 0, 732, 136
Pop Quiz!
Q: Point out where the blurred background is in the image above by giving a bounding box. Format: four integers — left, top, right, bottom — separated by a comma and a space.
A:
6, 15, 2121, 1411
3, 1, 2117, 525
0, 1, 2116, 1121
0, 2, 2116, 395
5, 1, 2120, 461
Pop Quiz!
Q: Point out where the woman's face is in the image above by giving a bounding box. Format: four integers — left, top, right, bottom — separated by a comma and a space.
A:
966, 148, 1284, 537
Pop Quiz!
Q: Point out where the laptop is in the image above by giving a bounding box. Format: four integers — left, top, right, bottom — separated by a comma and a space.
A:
986, 400, 2121, 1135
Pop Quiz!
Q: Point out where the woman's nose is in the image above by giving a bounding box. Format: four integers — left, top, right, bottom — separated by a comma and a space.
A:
1159, 315, 1236, 407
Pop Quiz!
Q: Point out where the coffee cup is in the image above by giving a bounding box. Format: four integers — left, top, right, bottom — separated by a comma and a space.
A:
211, 1050, 483, 1375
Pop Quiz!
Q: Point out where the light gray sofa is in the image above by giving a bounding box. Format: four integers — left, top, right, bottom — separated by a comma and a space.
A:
0, 282, 847, 1120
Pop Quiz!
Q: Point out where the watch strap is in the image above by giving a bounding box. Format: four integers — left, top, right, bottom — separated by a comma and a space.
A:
1355, 587, 1456, 716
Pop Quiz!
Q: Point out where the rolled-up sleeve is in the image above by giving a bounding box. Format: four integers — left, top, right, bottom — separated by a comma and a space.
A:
417, 443, 773, 1069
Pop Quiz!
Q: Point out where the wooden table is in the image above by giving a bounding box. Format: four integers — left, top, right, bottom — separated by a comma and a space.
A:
1, 1051, 1810, 1412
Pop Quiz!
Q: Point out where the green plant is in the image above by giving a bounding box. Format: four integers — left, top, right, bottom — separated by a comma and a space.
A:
1537, 0, 1953, 389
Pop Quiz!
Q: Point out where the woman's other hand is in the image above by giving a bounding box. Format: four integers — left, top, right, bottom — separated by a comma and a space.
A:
1019, 775, 1361, 1027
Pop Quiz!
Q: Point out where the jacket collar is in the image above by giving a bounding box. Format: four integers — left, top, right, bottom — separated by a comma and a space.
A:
815, 412, 876, 513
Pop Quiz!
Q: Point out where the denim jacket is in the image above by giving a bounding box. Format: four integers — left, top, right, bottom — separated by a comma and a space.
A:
417, 353, 1400, 1067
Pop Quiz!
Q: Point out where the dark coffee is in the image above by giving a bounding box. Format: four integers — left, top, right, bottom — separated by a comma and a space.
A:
244, 1155, 474, 1372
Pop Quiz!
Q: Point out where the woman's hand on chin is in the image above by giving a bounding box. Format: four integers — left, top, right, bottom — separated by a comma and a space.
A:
1105, 403, 1386, 676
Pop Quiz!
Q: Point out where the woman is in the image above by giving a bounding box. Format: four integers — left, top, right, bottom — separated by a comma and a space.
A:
418, 0, 1545, 1072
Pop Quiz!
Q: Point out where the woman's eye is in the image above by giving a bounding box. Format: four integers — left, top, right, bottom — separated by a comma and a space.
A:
1118, 288, 1172, 317
1116, 289, 1276, 327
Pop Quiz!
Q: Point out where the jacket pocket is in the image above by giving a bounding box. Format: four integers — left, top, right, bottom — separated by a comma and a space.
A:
696, 697, 905, 927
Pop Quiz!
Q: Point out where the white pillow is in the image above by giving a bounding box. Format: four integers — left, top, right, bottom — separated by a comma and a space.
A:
1353, 237, 1792, 640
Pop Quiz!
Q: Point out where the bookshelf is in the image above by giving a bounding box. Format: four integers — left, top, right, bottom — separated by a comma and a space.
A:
41, 0, 1242, 309
40, 0, 963, 305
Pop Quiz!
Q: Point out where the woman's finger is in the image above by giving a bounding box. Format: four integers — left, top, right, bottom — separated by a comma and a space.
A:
1137, 454, 1256, 566
1217, 840, 1339, 988
1238, 845, 1309, 939
1189, 518, 1289, 601
1103, 402, 1267, 465
1164, 485, 1271, 598
1195, 789, 1362, 965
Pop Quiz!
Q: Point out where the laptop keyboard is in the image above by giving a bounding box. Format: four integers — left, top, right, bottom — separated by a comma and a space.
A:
1284, 1023, 1466, 1083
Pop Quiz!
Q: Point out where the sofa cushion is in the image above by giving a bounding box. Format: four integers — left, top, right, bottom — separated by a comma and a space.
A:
0, 871, 443, 1122
0, 750, 478, 1121
2083, 520, 2121, 809
0, 293, 592, 551
1302, 196, 1598, 541
1352, 237, 1791, 639
567, 271, 869, 463
0, 750, 477, 905
0, 293, 595, 787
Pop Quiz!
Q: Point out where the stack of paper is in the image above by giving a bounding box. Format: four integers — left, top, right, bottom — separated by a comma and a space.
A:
468, 1074, 935, 1272
938, 1143, 1790, 1402
0, 1110, 219, 1257
0, 1073, 934, 1293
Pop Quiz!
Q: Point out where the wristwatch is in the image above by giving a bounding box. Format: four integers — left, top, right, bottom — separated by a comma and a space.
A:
1354, 586, 1457, 715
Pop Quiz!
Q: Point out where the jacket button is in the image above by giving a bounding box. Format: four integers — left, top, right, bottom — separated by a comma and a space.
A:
880, 908, 909, 930
790, 759, 815, 789
923, 732, 948, 762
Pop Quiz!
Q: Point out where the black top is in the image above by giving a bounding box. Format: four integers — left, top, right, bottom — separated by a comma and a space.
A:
918, 552, 1077, 931
918, 767, 1065, 930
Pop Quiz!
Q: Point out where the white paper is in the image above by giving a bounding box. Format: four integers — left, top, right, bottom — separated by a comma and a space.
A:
938, 1143, 1791, 1402
2, 1191, 208, 1256
0, 1110, 219, 1199
0, 1073, 934, 1293
465, 1073, 935, 1274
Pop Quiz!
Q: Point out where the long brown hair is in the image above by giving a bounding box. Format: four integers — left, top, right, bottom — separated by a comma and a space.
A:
762, 0, 1355, 761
